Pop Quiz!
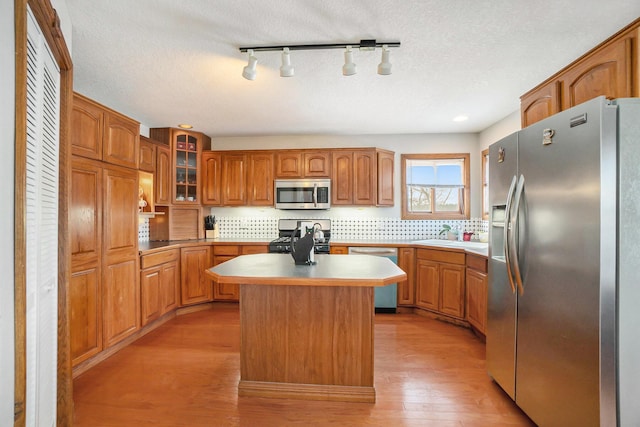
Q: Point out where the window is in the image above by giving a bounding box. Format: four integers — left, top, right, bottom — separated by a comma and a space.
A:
482, 148, 489, 220
401, 153, 470, 220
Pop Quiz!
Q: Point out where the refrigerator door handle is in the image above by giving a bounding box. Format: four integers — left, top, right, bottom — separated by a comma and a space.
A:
510, 174, 525, 295
504, 175, 518, 294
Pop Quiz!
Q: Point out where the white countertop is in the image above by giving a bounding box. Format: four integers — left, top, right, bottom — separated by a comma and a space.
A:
140, 237, 488, 257
206, 253, 407, 287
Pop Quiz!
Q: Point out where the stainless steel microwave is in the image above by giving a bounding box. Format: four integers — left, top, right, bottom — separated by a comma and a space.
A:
274, 179, 331, 210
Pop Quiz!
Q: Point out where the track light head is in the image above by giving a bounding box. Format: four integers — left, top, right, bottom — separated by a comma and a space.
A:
377, 45, 392, 75
342, 46, 356, 76
280, 48, 294, 77
242, 49, 258, 80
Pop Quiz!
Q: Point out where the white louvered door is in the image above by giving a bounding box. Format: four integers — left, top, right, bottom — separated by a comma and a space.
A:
25, 6, 60, 427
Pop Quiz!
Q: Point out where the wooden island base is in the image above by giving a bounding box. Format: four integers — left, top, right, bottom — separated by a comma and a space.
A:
239, 284, 376, 403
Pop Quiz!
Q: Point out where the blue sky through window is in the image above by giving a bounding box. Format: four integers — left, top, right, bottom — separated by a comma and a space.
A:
407, 163, 462, 186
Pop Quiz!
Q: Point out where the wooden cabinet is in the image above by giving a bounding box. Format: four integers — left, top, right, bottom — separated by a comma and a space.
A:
397, 248, 415, 306
415, 249, 465, 319
70, 186, 103, 371
274, 150, 331, 178
330, 245, 349, 255
149, 127, 212, 205
203, 151, 274, 206
377, 150, 394, 206
71, 94, 103, 161
70, 268, 102, 366
275, 152, 303, 178
466, 254, 488, 335
331, 151, 353, 205
70, 155, 140, 363
202, 151, 222, 205
140, 249, 180, 326
102, 164, 140, 347
561, 36, 633, 110
138, 136, 156, 172
332, 148, 395, 206
247, 152, 273, 206
71, 92, 140, 169
180, 246, 213, 306
520, 81, 561, 129
103, 112, 139, 169
415, 259, 439, 310
155, 144, 171, 205
148, 205, 203, 241
303, 151, 331, 177
221, 153, 247, 206
70, 100, 141, 364
521, 19, 639, 126
138, 136, 171, 210
211, 244, 268, 301
212, 246, 240, 301
201, 147, 390, 207
354, 150, 376, 205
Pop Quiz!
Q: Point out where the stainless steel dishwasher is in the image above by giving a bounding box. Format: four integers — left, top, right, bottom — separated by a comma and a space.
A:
348, 247, 398, 313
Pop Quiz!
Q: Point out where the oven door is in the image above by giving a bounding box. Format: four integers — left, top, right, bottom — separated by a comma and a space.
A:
275, 179, 330, 209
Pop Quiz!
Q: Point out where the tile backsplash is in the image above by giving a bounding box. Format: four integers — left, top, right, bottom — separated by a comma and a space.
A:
138, 215, 488, 243
138, 218, 150, 241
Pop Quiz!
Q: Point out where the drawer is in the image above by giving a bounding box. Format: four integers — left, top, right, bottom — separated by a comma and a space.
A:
416, 248, 465, 265
466, 254, 488, 273
141, 249, 179, 269
241, 245, 268, 255
213, 245, 240, 256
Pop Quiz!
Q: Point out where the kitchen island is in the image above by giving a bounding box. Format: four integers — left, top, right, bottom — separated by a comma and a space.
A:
206, 253, 406, 403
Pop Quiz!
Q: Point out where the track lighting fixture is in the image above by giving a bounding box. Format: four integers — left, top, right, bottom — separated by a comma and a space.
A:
239, 39, 400, 80
242, 49, 258, 81
280, 47, 294, 77
342, 46, 357, 76
377, 45, 392, 75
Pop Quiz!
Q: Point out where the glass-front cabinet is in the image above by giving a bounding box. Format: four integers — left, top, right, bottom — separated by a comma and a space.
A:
175, 134, 198, 202
149, 127, 212, 205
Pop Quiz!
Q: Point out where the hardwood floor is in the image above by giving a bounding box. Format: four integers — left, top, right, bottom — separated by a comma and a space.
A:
73, 304, 534, 426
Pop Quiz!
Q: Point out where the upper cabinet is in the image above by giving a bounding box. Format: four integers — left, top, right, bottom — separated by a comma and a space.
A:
376, 150, 394, 206
560, 37, 632, 110
221, 152, 247, 206
332, 148, 394, 206
149, 128, 211, 205
201, 151, 222, 205
71, 92, 140, 169
203, 151, 274, 206
247, 152, 274, 206
520, 81, 561, 128
155, 144, 171, 205
275, 150, 331, 178
201, 147, 393, 207
521, 18, 639, 127
138, 136, 156, 172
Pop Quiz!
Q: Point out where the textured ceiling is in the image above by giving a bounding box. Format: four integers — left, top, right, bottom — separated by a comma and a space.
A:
66, 1, 639, 137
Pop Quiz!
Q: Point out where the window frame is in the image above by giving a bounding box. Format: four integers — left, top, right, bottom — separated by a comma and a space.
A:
482, 148, 489, 220
401, 153, 471, 220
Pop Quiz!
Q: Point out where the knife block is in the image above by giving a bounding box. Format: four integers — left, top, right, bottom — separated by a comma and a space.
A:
206, 224, 219, 239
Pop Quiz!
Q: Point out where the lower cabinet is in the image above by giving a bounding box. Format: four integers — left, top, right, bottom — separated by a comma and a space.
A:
465, 254, 488, 335
140, 249, 180, 326
70, 267, 102, 366
102, 258, 140, 348
415, 249, 465, 319
330, 245, 349, 254
212, 244, 268, 301
180, 246, 213, 306
397, 248, 415, 306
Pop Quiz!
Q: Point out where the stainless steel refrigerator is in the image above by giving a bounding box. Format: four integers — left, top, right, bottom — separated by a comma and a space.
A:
487, 96, 640, 427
